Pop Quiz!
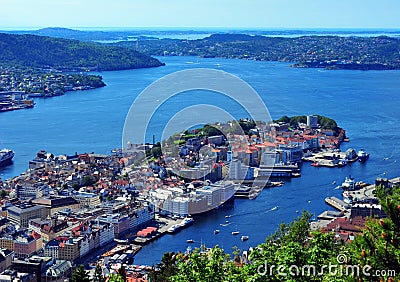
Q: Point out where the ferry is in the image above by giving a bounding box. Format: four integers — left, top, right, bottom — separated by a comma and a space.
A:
179, 217, 194, 227
0, 149, 14, 167
357, 149, 369, 162
341, 176, 356, 190
241, 236, 249, 241
167, 224, 181, 234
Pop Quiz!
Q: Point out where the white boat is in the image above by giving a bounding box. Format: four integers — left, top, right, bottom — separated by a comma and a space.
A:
187, 239, 194, 243
357, 149, 369, 162
271, 206, 279, 211
179, 217, 194, 227
341, 176, 355, 190
214, 229, 220, 234
114, 238, 129, 244
0, 149, 14, 166
167, 224, 181, 233
241, 236, 249, 241
232, 231, 240, 235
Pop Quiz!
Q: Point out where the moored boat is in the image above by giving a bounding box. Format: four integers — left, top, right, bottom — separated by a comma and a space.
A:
357, 149, 369, 162
241, 235, 249, 241
167, 224, 181, 234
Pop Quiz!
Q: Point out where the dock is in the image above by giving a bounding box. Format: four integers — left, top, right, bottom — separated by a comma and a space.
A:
317, 210, 343, 220
133, 217, 183, 245
325, 197, 350, 212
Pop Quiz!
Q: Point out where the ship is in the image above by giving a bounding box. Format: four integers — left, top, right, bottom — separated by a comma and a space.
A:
357, 149, 369, 162
179, 217, 194, 227
167, 224, 181, 234
0, 149, 14, 167
340, 176, 356, 190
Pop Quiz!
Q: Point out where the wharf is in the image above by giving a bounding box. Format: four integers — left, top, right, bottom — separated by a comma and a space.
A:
325, 196, 350, 212
303, 150, 350, 167
317, 210, 343, 220
133, 217, 183, 245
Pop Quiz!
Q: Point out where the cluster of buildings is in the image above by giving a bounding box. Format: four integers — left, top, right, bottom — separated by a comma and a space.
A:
0, 115, 352, 280
0, 68, 104, 112
0, 91, 34, 112
174, 116, 345, 182
0, 151, 155, 281
314, 177, 400, 243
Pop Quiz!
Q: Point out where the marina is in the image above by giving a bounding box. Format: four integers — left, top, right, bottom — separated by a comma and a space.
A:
0, 56, 398, 267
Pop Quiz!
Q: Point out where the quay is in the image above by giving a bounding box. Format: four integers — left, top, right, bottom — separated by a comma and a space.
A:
325, 196, 350, 212
132, 217, 186, 245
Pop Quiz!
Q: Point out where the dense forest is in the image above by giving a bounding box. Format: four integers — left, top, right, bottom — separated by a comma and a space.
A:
118, 34, 400, 70
0, 33, 164, 71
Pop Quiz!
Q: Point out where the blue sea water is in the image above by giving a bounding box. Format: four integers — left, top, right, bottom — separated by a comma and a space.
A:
0, 56, 399, 265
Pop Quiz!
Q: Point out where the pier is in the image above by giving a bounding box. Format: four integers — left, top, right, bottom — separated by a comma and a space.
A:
325, 196, 350, 212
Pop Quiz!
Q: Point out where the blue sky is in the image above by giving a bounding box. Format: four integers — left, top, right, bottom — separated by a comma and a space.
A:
0, 0, 399, 29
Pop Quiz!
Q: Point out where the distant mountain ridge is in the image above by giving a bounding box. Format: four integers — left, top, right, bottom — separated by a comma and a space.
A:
0, 32, 164, 71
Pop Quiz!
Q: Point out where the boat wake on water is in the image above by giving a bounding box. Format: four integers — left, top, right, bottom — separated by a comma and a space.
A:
265, 206, 279, 213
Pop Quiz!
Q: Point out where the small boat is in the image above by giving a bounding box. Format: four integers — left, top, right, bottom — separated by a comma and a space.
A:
311, 162, 320, 167
214, 229, 220, 234
357, 149, 369, 162
241, 236, 249, 241
232, 231, 240, 235
220, 223, 230, 227
225, 220, 229, 223
0, 149, 14, 167
341, 176, 356, 190
114, 238, 129, 244
225, 215, 231, 218
179, 217, 194, 227
271, 206, 278, 211
187, 239, 194, 243
167, 224, 181, 233
332, 181, 337, 185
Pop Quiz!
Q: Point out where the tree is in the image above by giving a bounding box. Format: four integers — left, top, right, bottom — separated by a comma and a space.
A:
148, 252, 178, 282
81, 175, 95, 187
118, 265, 127, 281
0, 189, 8, 199
109, 273, 125, 282
93, 264, 105, 282
71, 265, 90, 282
348, 185, 400, 280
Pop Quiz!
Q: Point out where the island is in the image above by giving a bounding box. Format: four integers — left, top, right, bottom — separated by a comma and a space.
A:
0, 32, 165, 112
117, 33, 400, 70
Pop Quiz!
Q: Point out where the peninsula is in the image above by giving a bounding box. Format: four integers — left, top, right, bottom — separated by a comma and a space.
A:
118, 33, 400, 70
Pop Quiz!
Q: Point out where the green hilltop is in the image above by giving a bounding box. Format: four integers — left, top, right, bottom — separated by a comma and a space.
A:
0, 32, 164, 71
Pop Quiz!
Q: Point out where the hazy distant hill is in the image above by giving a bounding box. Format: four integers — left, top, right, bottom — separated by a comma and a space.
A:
126, 33, 400, 70
0, 32, 164, 71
